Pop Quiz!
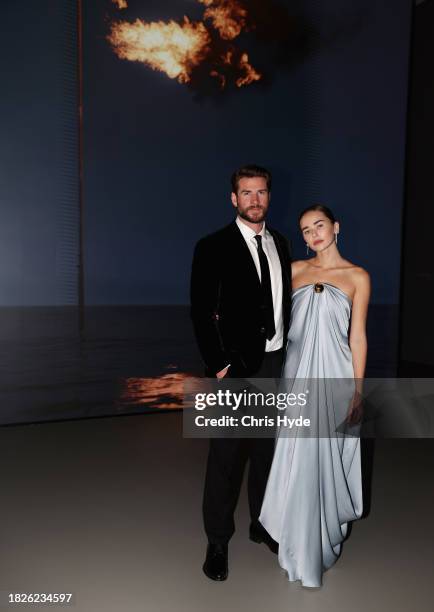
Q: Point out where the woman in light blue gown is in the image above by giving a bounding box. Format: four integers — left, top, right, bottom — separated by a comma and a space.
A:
260, 205, 370, 587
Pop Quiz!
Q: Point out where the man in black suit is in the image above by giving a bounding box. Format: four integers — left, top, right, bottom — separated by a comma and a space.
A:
190, 165, 292, 581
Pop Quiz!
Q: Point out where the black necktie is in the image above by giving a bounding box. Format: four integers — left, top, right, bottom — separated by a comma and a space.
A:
254, 235, 276, 341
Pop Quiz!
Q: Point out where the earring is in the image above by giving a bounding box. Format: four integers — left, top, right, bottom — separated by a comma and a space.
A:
335, 233, 338, 244
306, 243, 309, 255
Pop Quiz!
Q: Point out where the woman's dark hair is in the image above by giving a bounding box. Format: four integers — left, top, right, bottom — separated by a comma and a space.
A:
298, 204, 336, 226
231, 164, 272, 193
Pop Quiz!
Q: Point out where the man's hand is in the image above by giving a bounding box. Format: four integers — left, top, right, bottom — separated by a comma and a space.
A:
216, 365, 230, 379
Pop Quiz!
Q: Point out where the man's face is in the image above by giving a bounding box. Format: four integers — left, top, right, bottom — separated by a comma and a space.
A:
231, 176, 270, 224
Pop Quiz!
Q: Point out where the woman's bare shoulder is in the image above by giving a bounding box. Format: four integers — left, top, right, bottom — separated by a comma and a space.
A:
291, 259, 310, 273
347, 264, 371, 291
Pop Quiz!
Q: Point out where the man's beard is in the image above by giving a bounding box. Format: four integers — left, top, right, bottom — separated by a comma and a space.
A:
238, 205, 268, 224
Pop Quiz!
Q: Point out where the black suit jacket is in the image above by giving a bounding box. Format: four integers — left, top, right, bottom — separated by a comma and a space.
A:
190, 220, 292, 377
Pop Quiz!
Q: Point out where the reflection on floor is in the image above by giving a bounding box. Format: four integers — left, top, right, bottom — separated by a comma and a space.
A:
0, 412, 432, 612
119, 372, 190, 409
0, 305, 399, 425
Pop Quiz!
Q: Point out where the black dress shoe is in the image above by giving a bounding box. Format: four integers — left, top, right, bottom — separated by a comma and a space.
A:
203, 543, 228, 581
249, 528, 279, 554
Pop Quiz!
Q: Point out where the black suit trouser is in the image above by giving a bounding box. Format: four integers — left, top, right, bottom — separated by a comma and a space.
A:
202, 348, 283, 545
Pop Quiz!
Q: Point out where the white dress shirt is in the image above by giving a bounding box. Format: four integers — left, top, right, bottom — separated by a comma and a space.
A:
236, 216, 284, 352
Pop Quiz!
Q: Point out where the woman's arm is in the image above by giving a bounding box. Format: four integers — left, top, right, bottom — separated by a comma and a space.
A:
349, 268, 371, 382
291, 260, 305, 282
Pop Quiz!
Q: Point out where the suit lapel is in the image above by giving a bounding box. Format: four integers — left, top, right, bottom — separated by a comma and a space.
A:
227, 221, 262, 291
267, 226, 291, 294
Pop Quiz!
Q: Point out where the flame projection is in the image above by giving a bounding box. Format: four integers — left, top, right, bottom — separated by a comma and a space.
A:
108, 18, 210, 83
119, 373, 192, 410
236, 52, 261, 87
198, 0, 247, 41
107, 0, 262, 90
112, 0, 128, 9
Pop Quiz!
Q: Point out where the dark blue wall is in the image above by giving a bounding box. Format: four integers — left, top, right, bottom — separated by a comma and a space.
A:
0, 0, 412, 306
0, 1, 79, 306
84, 0, 411, 305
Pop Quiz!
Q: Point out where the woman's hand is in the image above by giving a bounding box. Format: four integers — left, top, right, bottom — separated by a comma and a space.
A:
346, 389, 364, 426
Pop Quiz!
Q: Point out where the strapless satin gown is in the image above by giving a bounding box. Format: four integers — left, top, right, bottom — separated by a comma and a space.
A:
259, 282, 363, 587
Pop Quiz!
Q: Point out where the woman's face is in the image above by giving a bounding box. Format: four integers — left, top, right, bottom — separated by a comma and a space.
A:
300, 211, 338, 253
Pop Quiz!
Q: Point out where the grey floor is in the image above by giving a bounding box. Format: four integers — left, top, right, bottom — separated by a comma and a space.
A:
0, 413, 432, 612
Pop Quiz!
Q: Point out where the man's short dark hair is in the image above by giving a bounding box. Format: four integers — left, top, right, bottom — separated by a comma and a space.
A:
231, 164, 272, 193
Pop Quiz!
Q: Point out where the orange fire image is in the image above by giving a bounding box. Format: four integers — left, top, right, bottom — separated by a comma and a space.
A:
112, 0, 128, 9
236, 52, 261, 87
107, 0, 261, 90
199, 0, 247, 40
119, 373, 193, 409
108, 17, 210, 83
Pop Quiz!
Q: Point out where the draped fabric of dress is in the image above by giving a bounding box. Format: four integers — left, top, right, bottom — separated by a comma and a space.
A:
259, 283, 363, 587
